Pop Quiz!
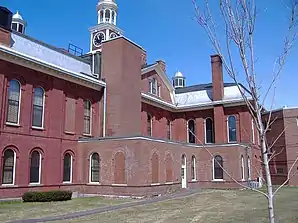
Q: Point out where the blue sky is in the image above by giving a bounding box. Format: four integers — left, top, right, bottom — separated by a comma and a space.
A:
2, 0, 298, 109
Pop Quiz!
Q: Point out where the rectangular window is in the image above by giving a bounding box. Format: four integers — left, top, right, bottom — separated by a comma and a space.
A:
84, 100, 92, 135
12, 23, 17, 31
167, 120, 171, 140
32, 88, 44, 128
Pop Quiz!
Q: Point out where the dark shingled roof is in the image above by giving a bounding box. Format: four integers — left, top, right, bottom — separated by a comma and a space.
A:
175, 83, 237, 94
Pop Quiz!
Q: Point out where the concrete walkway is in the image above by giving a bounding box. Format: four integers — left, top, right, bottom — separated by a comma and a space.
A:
9, 189, 200, 223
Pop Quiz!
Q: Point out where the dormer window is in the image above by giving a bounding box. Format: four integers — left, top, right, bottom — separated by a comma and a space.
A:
149, 78, 159, 96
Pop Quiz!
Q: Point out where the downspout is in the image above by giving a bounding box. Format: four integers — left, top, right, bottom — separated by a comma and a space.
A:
103, 85, 107, 137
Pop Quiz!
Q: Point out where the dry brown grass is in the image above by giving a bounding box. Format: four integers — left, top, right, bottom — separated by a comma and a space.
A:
54, 188, 298, 223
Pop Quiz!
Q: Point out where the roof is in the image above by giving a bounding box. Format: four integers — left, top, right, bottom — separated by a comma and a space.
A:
175, 83, 236, 94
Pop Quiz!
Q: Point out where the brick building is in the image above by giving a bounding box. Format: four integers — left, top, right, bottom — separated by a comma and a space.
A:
263, 107, 298, 186
0, 1, 261, 199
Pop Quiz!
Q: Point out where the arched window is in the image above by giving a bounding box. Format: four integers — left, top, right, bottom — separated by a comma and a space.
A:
30, 151, 41, 184
111, 11, 115, 24
241, 155, 245, 181
105, 10, 111, 22
191, 155, 196, 181
248, 156, 251, 180
213, 155, 223, 180
188, 120, 195, 144
205, 118, 214, 144
84, 100, 92, 135
165, 154, 173, 183
167, 119, 172, 140
63, 153, 72, 183
100, 10, 104, 22
2, 149, 16, 185
228, 116, 237, 142
32, 87, 44, 128
6, 79, 21, 124
147, 114, 152, 136
114, 152, 126, 184
90, 153, 100, 183
151, 152, 159, 184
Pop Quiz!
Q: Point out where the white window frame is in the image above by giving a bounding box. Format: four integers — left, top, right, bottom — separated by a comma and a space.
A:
204, 117, 214, 144
1, 149, 16, 186
241, 155, 245, 181
6, 79, 22, 126
191, 155, 196, 181
248, 156, 251, 180
89, 153, 100, 184
29, 151, 42, 185
227, 115, 237, 143
212, 156, 224, 181
63, 154, 73, 184
83, 100, 92, 136
32, 87, 45, 129
158, 85, 161, 97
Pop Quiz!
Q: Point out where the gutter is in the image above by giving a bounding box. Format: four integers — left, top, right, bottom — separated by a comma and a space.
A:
103, 86, 107, 137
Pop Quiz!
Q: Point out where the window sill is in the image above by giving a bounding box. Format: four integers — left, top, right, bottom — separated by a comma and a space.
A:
1, 184, 16, 187
150, 183, 160, 186
112, 184, 127, 187
228, 141, 237, 144
6, 122, 20, 127
212, 179, 225, 182
32, 126, 44, 131
165, 182, 174, 185
29, 183, 42, 186
83, 134, 92, 137
65, 131, 75, 135
191, 179, 197, 182
62, 181, 72, 184
88, 182, 101, 185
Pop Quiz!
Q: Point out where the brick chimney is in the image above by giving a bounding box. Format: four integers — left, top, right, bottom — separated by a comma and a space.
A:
0, 7, 12, 46
211, 54, 224, 101
156, 60, 166, 73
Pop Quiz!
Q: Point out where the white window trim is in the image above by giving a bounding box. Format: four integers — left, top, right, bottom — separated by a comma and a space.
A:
84, 100, 92, 136
6, 79, 22, 126
181, 155, 186, 168
29, 152, 42, 185
167, 120, 172, 140
158, 85, 161, 97
252, 119, 255, 144
63, 154, 73, 184
241, 156, 245, 181
212, 156, 224, 180
32, 87, 45, 129
248, 157, 251, 180
227, 116, 237, 143
89, 153, 100, 184
191, 156, 196, 181
204, 117, 214, 144
1, 150, 16, 186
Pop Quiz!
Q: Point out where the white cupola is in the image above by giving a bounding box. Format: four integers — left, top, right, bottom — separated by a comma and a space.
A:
97, 0, 118, 25
12, 11, 26, 34
172, 71, 186, 88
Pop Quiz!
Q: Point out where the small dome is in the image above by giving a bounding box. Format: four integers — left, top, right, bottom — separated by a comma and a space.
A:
12, 11, 24, 21
174, 71, 184, 78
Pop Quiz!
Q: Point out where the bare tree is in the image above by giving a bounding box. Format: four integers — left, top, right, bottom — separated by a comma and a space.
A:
191, 0, 298, 222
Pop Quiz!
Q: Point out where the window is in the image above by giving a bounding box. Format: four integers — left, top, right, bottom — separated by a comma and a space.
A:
100, 10, 104, 22
213, 155, 223, 180
105, 10, 110, 22
63, 153, 72, 183
191, 155, 196, 181
147, 114, 152, 136
30, 151, 41, 184
158, 85, 161, 97
18, 24, 23, 33
2, 149, 16, 185
111, 11, 115, 24
188, 120, 196, 144
90, 153, 100, 183
205, 118, 214, 144
241, 155, 245, 181
114, 152, 126, 184
167, 120, 172, 140
84, 100, 92, 135
247, 156, 251, 180
32, 87, 44, 128
228, 116, 237, 142
152, 78, 157, 95
151, 153, 159, 184
252, 119, 255, 143
6, 79, 21, 124
92, 53, 100, 75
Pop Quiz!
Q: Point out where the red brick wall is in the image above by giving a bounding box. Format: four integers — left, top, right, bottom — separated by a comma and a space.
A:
0, 27, 10, 46
101, 38, 143, 137
0, 60, 103, 191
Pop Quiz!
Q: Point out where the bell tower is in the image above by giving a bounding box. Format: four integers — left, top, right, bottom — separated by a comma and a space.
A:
89, 0, 123, 52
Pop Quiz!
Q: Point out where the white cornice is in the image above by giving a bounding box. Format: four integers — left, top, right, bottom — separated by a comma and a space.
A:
0, 44, 106, 90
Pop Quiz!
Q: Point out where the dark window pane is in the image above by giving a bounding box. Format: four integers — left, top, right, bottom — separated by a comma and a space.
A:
147, 114, 152, 136
18, 24, 23, 33
63, 154, 72, 182
84, 100, 91, 134
191, 156, 196, 180
30, 151, 40, 183
188, 120, 195, 143
206, 118, 214, 143
91, 153, 100, 182
167, 120, 171, 140
2, 149, 14, 184
12, 23, 17, 31
32, 88, 44, 127
228, 116, 237, 142
6, 80, 20, 124
214, 155, 223, 179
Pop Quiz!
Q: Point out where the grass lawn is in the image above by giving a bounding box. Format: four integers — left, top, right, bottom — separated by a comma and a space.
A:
54, 188, 298, 223
0, 196, 131, 222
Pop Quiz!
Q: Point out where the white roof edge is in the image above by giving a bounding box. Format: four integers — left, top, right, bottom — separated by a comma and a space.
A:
263, 106, 298, 114
141, 92, 249, 111
0, 44, 106, 88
